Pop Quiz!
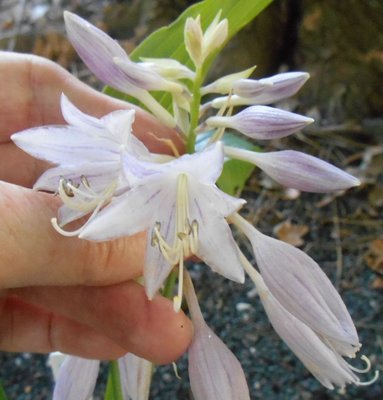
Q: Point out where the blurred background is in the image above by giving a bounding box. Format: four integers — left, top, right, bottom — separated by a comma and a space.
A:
0, 0, 382, 399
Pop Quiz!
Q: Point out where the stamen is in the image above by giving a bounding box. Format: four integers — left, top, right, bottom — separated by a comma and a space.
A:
349, 355, 372, 373
355, 370, 379, 386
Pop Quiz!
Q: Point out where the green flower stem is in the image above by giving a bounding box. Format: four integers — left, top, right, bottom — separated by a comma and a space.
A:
105, 360, 124, 400
162, 269, 178, 299
186, 66, 204, 153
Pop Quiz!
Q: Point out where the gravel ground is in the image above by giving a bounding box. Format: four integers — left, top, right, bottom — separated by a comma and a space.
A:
0, 0, 382, 399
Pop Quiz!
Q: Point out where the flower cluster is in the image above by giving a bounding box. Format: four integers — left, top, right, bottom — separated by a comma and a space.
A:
12, 10, 378, 400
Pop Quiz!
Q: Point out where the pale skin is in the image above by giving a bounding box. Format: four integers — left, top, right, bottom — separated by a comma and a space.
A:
0, 52, 192, 364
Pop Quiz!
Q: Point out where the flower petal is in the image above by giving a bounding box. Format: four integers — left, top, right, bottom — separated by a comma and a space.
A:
52, 356, 99, 400
12, 126, 120, 165
206, 105, 313, 140
64, 11, 138, 94
34, 162, 120, 192
253, 275, 359, 390
79, 179, 165, 241
114, 58, 184, 93
237, 218, 359, 350
190, 184, 244, 283
185, 273, 250, 400
144, 189, 177, 299
118, 353, 152, 400
60, 94, 105, 135
226, 148, 360, 193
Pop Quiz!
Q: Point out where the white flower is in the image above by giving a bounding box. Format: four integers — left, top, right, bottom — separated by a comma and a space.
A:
206, 105, 313, 140
79, 143, 246, 301
225, 146, 360, 193
241, 265, 379, 390
184, 272, 250, 400
233, 213, 360, 356
11, 94, 147, 233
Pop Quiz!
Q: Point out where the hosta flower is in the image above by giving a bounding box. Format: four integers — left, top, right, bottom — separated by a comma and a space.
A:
64, 11, 181, 126
11, 94, 148, 232
241, 262, 379, 389
233, 214, 359, 354
184, 271, 250, 400
224, 146, 360, 193
50, 353, 152, 400
211, 71, 310, 108
206, 105, 313, 140
79, 142, 246, 302
118, 354, 152, 400
52, 355, 99, 400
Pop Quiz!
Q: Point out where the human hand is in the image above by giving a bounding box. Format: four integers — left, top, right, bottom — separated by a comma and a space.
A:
0, 52, 192, 364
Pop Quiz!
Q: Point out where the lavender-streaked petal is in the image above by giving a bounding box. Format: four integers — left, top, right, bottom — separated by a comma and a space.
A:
190, 183, 244, 283
254, 276, 359, 389
236, 216, 359, 350
255, 71, 310, 104
232, 79, 272, 98
53, 356, 99, 400
12, 127, 120, 165
206, 105, 313, 140
118, 354, 152, 400
226, 148, 360, 193
64, 11, 139, 94
144, 187, 177, 299
79, 178, 168, 241
185, 273, 250, 400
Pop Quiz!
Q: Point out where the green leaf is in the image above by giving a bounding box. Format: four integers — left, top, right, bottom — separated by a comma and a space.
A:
104, 0, 273, 104
216, 132, 259, 196
0, 383, 8, 400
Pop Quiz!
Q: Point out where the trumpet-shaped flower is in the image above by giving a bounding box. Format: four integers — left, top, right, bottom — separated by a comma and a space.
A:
50, 353, 152, 400
233, 214, 359, 356
118, 354, 152, 400
242, 267, 378, 390
206, 105, 313, 140
64, 12, 184, 95
184, 272, 250, 400
11, 94, 147, 229
52, 355, 99, 400
224, 147, 360, 193
79, 143, 246, 300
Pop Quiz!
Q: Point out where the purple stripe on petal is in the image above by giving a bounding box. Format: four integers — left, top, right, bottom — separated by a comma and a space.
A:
207, 105, 313, 140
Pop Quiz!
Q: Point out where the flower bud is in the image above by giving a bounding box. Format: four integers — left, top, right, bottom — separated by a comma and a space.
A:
184, 15, 204, 66
206, 105, 313, 139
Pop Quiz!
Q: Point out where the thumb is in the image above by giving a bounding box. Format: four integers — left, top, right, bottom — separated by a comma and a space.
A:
0, 181, 145, 289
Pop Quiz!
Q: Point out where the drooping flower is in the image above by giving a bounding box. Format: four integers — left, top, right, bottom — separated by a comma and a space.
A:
49, 353, 153, 400
240, 261, 379, 390
184, 271, 250, 400
79, 142, 246, 302
11, 94, 148, 233
118, 354, 152, 400
224, 146, 360, 193
51, 355, 100, 400
233, 213, 360, 356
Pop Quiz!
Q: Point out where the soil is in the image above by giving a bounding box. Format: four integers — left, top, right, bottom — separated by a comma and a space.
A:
0, 0, 382, 399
